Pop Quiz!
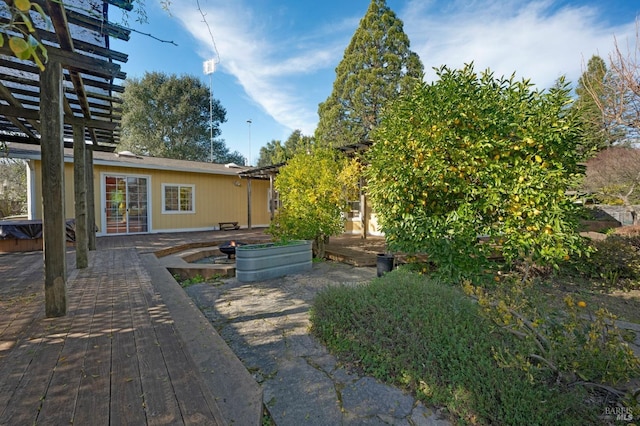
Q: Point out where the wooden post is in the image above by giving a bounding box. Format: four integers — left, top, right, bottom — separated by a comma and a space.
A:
40, 59, 67, 317
247, 177, 252, 230
360, 177, 367, 239
73, 124, 88, 268
269, 174, 275, 221
85, 148, 96, 250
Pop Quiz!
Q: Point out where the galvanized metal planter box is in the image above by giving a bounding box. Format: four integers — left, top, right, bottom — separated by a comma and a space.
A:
236, 240, 312, 282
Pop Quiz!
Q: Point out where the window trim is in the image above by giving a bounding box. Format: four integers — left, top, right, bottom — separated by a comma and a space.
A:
161, 183, 195, 214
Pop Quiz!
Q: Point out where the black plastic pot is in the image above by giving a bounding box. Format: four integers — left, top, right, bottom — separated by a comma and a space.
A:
376, 253, 395, 277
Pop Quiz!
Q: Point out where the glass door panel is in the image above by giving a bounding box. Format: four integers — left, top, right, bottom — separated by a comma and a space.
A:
126, 177, 148, 233
104, 175, 148, 234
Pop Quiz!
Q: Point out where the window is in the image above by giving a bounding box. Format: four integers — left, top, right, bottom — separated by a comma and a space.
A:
162, 184, 194, 213
346, 200, 361, 220
346, 179, 363, 220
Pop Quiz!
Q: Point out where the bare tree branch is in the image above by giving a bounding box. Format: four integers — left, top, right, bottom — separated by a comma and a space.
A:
195, 0, 220, 64
581, 20, 640, 145
127, 26, 177, 46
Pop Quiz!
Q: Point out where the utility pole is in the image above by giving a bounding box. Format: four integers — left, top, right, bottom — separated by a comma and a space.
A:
203, 59, 216, 162
247, 119, 252, 166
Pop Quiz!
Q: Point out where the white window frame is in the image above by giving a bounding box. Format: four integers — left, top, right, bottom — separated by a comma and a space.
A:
162, 183, 195, 214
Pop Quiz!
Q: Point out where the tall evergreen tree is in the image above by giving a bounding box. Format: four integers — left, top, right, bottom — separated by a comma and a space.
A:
315, 0, 423, 148
121, 72, 244, 164
573, 55, 618, 158
283, 130, 314, 157
257, 140, 287, 167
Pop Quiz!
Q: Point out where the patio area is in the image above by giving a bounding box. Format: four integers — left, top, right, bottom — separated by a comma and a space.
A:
0, 229, 385, 425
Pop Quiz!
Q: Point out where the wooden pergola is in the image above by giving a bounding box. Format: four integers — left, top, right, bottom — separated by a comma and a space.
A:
0, 0, 131, 317
239, 162, 284, 229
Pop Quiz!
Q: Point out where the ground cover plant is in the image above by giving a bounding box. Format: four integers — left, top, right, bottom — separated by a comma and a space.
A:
311, 268, 600, 424
174, 273, 224, 288
311, 267, 640, 425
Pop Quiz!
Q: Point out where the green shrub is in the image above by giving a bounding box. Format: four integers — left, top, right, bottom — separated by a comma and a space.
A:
268, 148, 360, 258
179, 274, 206, 288
366, 64, 585, 281
621, 234, 640, 250
175, 274, 224, 288
310, 268, 592, 424
465, 279, 640, 388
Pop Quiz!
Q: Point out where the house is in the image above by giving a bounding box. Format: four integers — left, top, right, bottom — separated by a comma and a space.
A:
6, 142, 271, 236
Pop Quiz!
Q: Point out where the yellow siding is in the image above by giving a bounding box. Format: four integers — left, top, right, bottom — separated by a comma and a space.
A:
30, 160, 270, 234
343, 200, 381, 236
345, 219, 361, 234
30, 162, 76, 220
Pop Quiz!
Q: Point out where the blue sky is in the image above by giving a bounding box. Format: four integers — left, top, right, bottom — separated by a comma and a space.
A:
111, 0, 639, 166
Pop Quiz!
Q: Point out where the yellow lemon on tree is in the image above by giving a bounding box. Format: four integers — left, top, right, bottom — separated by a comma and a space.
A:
15, 0, 31, 11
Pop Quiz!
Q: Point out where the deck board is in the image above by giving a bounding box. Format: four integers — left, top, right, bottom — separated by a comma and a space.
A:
37, 267, 99, 424
134, 253, 224, 425
0, 230, 285, 425
130, 261, 184, 425
1, 315, 72, 425
73, 272, 112, 426
0, 245, 228, 425
109, 253, 148, 426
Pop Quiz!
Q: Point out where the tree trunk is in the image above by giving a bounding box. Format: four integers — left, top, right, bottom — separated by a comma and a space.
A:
313, 235, 326, 259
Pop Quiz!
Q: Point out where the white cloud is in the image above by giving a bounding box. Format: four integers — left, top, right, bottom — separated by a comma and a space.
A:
401, 0, 637, 88
170, 0, 352, 135
169, 0, 639, 136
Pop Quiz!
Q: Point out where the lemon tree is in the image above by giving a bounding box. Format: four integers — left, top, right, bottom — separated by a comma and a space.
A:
0, 0, 153, 70
269, 148, 360, 258
0, 0, 49, 70
366, 64, 585, 280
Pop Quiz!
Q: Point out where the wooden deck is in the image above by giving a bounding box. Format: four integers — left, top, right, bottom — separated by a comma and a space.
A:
0, 247, 226, 425
0, 228, 383, 425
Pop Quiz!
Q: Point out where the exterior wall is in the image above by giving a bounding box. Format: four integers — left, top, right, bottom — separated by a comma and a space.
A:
29, 160, 270, 235
247, 178, 271, 229
345, 218, 362, 234
29, 161, 75, 220
26, 161, 36, 219
367, 212, 382, 236
344, 201, 382, 236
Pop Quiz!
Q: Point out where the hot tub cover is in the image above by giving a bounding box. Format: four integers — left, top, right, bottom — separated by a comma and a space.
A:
0, 219, 77, 242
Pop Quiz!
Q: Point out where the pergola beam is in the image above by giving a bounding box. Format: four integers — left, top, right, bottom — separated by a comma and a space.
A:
0, 105, 119, 130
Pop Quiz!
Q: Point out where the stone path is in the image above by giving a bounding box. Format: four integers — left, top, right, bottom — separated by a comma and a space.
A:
617, 320, 640, 359
185, 262, 451, 426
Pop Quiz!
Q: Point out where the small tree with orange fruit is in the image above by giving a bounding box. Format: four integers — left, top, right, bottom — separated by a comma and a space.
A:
366, 64, 586, 281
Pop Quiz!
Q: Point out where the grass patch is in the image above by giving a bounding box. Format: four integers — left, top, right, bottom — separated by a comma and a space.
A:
174, 274, 224, 288
310, 268, 596, 425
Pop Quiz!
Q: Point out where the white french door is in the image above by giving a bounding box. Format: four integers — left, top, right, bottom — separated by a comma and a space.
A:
103, 174, 149, 234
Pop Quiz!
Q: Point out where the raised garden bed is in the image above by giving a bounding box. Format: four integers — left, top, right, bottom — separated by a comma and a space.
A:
236, 240, 312, 282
